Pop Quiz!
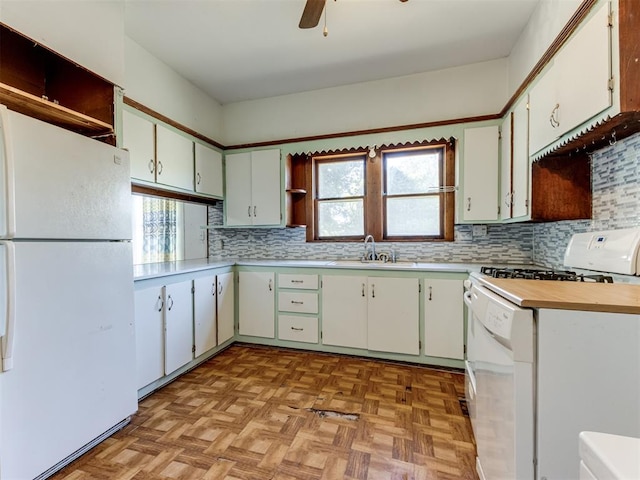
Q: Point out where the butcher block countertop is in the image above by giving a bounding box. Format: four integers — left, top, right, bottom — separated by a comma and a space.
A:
478, 277, 640, 314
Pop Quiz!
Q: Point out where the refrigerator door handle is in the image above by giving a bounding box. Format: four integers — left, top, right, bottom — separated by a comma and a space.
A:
1, 241, 16, 371
0, 105, 17, 239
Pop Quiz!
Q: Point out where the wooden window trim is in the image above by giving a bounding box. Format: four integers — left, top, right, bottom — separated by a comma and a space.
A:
307, 140, 455, 242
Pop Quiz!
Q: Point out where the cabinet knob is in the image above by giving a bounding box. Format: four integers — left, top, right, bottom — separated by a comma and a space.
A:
467, 197, 472, 212
248, 206, 252, 217
148, 159, 155, 174
197, 172, 202, 185
157, 160, 163, 175
428, 286, 433, 301
361, 283, 365, 297
268, 279, 273, 291
371, 284, 376, 298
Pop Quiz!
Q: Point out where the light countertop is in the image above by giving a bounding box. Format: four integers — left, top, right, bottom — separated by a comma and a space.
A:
133, 258, 483, 281
478, 277, 640, 314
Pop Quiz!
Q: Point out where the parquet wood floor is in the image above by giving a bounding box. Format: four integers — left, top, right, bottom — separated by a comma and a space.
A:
50, 345, 478, 480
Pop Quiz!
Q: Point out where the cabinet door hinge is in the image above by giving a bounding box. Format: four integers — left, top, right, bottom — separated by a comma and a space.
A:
608, 11, 614, 27
464, 344, 467, 355
191, 285, 195, 294
320, 279, 323, 288
608, 77, 615, 92
418, 284, 421, 293
192, 345, 196, 353
419, 340, 422, 350
497, 205, 501, 215
320, 331, 323, 339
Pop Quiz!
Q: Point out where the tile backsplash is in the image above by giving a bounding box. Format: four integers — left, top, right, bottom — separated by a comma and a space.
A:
207, 204, 534, 264
208, 131, 639, 267
533, 131, 640, 269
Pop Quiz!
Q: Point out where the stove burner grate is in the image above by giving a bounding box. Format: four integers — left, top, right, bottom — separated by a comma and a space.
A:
480, 266, 613, 283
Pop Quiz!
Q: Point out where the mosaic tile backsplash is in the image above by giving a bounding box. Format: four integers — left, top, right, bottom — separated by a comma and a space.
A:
207, 132, 639, 266
533, 132, 640, 269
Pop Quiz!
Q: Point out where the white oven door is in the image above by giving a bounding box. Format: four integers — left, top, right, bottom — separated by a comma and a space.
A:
467, 285, 534, 480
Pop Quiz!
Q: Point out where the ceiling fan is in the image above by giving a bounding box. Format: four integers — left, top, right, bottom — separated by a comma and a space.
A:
299, 0, 408, 29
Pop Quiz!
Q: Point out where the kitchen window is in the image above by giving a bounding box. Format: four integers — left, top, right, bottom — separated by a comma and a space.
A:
311, 140, 455, 241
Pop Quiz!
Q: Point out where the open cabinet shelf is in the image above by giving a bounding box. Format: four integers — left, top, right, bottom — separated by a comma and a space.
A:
285, 154, 310, 228
0, 24, 115, 142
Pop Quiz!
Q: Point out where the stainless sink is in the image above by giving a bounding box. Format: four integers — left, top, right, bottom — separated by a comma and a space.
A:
327, 260, 417, 268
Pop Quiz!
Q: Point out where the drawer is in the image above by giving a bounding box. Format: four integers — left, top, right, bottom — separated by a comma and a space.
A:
278, 315, 318, 343
278, 291, 318, 314
278, 273, 318, 290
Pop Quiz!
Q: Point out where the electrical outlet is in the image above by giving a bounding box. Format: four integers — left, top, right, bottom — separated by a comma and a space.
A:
472, 225, 487, 237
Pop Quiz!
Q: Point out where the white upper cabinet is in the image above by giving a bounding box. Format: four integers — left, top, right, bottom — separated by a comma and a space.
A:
194, 143, 223, 198
511, 96, 530, 219
122, 110, 156, 183
500, 96, 530, 221
555, 1, 611, 134
529, 1, 611, 155
156, 124, 195, 191
500, 113, 513, 221
225, 149, 281, 226
461, 125, 500, 222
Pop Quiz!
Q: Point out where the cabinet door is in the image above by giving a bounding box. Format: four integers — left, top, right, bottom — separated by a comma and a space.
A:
194, 275, 217, 357
529, 64, 559, 155
225, 152, 252, 226
217, 272, 235, 344
238, 271, 275, 338
164, 281, 194, 375
134, 286, 165, 389
321, 275, 368, 349
423, 279, 464, 360
123, 110, 155, 183
500, 113, 513, 220
250, 149, 281, 225
462, 126, 499, 221
195, 143, 223, 198
367, 277, 419, 355
511, 96, 530, 219
156, 124, 194, 191
556, 1, 611, 135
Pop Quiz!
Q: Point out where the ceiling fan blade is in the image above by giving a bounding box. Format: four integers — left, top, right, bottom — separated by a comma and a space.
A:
299, 0, 326, 29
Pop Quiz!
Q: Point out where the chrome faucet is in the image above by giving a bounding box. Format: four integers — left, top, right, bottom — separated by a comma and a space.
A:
363, 234, 376, 262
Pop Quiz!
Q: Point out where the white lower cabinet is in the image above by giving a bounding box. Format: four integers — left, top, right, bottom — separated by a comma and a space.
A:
423, 278, 464, 360
217, 272, 235, 344
134, 268, 234, 392
278, 315, 318, 343
194, 275, 217, 357
321, 275, 368, 349
134, 285, 165, 390
321, 275, 419, 355
164, 280, 194, 375
367, 277, 420, 355
238, 271, 275, 338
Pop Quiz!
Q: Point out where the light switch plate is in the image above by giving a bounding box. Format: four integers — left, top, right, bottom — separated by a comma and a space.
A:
472, 225, 487, 237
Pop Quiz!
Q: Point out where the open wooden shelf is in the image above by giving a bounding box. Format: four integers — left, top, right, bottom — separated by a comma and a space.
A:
0, 23, 115, 141
285, 154, 310, 228
0, 83, 113, 136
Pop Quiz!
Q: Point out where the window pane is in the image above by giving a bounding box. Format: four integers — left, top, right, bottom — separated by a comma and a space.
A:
318, 200, 364, 237
386, 152, 440, 195
317, 159, 365, 199
386, 196, 440, 236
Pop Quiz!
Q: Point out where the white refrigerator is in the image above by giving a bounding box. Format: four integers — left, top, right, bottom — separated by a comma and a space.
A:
0, 105, 138, 480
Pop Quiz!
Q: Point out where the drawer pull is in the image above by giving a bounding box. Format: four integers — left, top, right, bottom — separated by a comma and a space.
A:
291, 280, 304, 284
291, 300, 304, 305
291, 327, 304, 332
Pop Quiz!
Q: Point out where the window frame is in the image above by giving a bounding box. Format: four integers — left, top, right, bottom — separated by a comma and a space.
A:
313, 153, 367, 241
308, 140, 455, 242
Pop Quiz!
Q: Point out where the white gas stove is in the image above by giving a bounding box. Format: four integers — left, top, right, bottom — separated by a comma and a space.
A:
465, 227, 640, 480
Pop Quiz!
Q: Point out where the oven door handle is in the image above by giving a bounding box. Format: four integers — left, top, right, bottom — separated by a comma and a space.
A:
463, 290, 473, 308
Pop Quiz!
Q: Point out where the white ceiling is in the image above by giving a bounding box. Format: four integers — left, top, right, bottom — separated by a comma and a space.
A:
124, 0, 540, 105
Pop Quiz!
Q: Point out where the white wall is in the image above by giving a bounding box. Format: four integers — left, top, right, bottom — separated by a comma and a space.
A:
124, 37, 223, 142
222, 59, 508, 146
508, 0, 582, 96
0, 0, 125, 86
